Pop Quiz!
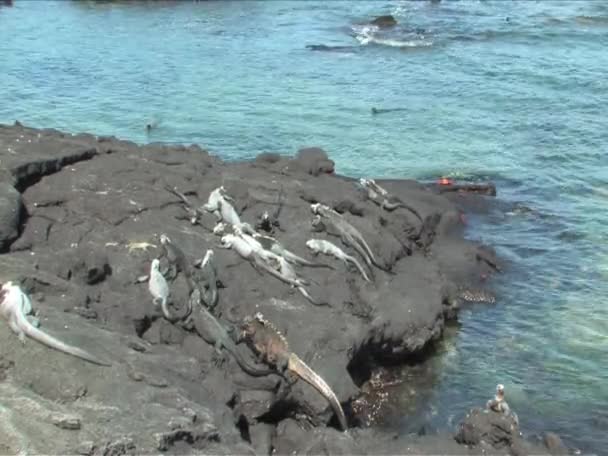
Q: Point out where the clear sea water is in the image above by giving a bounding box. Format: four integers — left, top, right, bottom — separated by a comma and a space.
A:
1, 0, 607, 453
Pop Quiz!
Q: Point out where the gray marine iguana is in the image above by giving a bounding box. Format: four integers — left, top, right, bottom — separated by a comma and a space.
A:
189, 289, 275, 378
221, 233, 327, 306
240, 312, 348, 432
148, 258, 192, 322
250, 232, 334, 270
306, 238, 370, 282
0, 281, 110, 366
311, 203, 390, 273
359, 178, 423, 222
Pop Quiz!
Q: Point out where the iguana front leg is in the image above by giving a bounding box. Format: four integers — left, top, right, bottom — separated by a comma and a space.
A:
26, 315, 40, 328
10, 319, 26, 344
212, 341, 228, 367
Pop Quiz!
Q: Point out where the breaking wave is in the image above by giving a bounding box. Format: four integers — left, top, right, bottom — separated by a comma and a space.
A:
351, 24, 433, 49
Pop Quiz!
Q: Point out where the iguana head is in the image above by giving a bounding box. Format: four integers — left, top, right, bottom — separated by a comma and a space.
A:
220, 234, 234, 248
311, 215, 325, 232
305, 239, 319, 251
201, 249, 214, 268
213, 222, 227, 235
240, 312, 264, 341
150, 258, 161, 272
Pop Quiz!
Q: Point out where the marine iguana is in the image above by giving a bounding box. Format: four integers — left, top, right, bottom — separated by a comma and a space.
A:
250, 232, 334, 270
193, 249, 219, 309
220, 233, 283, 278
159, 234, 194, 286
190, 290, 275, 377
306, 239, 371, 282
203, 186, 255, 233
240, 312, 348, 431
148, 258, 173, 321
0, 281, 110, 366
212, 220, 256, 237
274, 254, 329, 306
486, 384, 519, 427
310, 203, 388, 273
223, 233, 326, 306
203, 186, 234, 219
359, 178, 423, 222
164, 184, 205, 225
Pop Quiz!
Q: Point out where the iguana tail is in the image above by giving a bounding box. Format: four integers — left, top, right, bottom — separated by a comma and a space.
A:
297, 287, 330, 307
346, 237, 373, 268
16, 308, 110, 366
287, 354, 347, 432
344, 254, 371, 282
277, 248, 334, 270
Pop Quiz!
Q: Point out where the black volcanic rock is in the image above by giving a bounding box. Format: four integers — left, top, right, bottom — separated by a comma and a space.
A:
0, 122, 550, 455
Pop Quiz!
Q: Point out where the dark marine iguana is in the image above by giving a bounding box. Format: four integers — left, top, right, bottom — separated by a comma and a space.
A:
240, 312, 348, 432
158, 234, 196, 319
189, 289, 275, 378
159, 234, 194, 286
193, 249, 220, 310
358, 178, 423, 223
164, 184, 205, 226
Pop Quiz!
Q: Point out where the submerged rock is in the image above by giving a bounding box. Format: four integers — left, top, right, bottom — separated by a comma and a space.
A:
370, 15, 397, 28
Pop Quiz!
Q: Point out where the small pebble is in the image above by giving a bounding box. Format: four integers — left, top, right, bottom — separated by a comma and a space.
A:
127, 340, 148, 352
51, 413, 82, 430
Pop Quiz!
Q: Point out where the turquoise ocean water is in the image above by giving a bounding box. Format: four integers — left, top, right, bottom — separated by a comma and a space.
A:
1, 1, 607, 452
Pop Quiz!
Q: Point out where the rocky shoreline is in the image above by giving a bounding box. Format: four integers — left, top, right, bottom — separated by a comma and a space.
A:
0, 122, 566, 455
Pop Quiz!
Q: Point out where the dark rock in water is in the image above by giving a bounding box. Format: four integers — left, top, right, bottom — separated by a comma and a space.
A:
543, 432, 569, 455
455, 407, 521, 451
0, 182, 24, 252
306, 44, 357, 52
370, 15, 397, 28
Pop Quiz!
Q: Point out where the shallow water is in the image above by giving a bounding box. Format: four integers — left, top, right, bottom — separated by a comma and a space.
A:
1, 0, 607, 452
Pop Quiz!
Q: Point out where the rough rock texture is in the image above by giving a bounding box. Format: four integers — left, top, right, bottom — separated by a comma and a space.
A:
0, 181, 22, 251
0, 122, 551, 454
455, 408, 551, 456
